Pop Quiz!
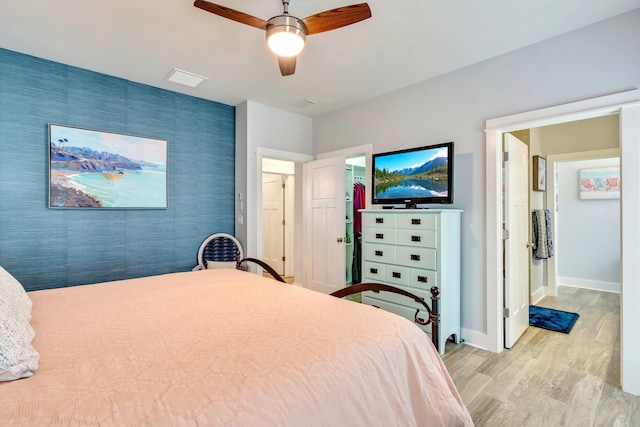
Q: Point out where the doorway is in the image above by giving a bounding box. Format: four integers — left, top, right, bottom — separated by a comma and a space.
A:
255, 148, 313, 286
504, 117, 620, 349
262, 158, 295, 279
307, 144, 372, 293
485, 89, 640, 395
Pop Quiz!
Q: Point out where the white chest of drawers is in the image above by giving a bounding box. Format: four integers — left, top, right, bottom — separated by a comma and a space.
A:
360, 209, 462, 355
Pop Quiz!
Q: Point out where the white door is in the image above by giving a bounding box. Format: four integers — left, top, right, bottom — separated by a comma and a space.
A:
504, 134, 530, 348
262, 173, 285, 274
304, 156, 346, 294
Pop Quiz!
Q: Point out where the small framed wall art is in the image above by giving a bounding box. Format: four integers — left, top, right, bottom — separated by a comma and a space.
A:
579, 167, 620, 200
532, 155, 546, 192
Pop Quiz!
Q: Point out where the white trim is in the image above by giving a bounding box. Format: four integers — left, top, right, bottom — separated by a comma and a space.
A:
257, 147, 313, 163
485, 90, 640, 358
315, 143, 373, 160
486, 90, 640, 130
460, 329, 489, 351
485, 129, 503, 353
530, 287, 546, 305
558, 277, 620, 293
620, 104, 640, 395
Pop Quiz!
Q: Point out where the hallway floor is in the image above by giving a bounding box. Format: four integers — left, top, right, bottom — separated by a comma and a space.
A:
443, 287, 640, 426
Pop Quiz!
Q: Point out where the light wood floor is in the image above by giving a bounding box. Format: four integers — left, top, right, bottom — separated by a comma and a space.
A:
262, 272, 294, 284
442, 287, 640, 426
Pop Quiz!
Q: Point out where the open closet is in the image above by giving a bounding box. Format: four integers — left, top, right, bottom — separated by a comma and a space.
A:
345, 157, 366, 285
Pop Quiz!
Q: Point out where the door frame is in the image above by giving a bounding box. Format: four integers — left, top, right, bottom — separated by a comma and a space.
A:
485, 89, 640, 395
256, 147, 313, 284
545, 148, 620, 297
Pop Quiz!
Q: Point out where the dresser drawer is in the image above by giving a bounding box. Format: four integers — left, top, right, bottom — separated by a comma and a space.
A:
384, 265, 409, 286
362, 296, 432, 335
396, 214, 437, 230
362, 261, 385, 281
408, 268, 438, 289
363, 227, 396, 245
396, 246, 436, 269
396, 229, 437, 248
363, 213, 397, 229
363, 243, 396, 264
364, 282, 431, 308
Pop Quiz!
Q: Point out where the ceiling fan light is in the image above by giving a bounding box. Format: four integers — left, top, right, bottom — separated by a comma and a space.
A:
268, 31, 305, 57
266, 15, 307, 57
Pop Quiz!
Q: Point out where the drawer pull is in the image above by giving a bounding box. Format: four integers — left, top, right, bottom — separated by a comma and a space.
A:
411, 254, 421, 261
411, 218, 421, 225
411, 235, 421, 242
375, 250, 384, 257
375, 217, 384, 224
372, 305, 381, 309
392, 272, 402, 279
375, 233, 384, 239
370, 268, 378, 274
417, 276, 428, 283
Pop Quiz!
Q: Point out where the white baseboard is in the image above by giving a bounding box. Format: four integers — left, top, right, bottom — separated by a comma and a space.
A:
531, 287, 546, 305
460, 328, 489, 351
558, 276, 620, 293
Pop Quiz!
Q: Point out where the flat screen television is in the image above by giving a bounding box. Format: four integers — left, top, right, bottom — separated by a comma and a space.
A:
372, 142, 453, 208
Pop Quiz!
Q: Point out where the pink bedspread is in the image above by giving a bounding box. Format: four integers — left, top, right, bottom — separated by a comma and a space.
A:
0, 269, 472, 426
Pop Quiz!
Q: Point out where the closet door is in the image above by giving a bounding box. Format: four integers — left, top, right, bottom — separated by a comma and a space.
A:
303, 156, 346, 294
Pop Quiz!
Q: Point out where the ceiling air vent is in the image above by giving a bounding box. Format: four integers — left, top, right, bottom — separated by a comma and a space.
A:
295, 99, 317, 108
165, 68, 208, 88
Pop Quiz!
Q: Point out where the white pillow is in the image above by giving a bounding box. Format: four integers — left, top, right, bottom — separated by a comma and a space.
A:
0, 266, 32, 322
206, 261, 237, 269
0, 312, 39, 381
0, 266, 39, 381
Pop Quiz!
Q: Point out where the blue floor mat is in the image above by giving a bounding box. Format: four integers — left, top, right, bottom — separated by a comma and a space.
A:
529, 305, 579, 334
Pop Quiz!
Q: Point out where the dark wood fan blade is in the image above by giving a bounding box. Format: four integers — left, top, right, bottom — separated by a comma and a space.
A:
302, 3, 371, 35
194, 0, 268, 30
278, 56, 297, 76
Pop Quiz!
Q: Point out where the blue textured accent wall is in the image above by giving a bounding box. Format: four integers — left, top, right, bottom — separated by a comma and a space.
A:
0, 48, 235, 291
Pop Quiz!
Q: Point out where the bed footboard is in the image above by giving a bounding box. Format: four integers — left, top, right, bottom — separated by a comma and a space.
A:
236, 257, 286, 283
331, 283, 441, 353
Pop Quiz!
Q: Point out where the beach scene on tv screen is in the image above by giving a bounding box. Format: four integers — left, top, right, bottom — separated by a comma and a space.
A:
374, 146, 449, 200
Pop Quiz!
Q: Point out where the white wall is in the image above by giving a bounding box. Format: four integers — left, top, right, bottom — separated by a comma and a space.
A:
236, 101, 313, 279
528, 129, 545, 302
312, 10, 640, 344
556, 158, 620, 290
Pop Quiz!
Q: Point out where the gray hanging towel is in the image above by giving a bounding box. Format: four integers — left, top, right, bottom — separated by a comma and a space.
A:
532, 209, 554, 259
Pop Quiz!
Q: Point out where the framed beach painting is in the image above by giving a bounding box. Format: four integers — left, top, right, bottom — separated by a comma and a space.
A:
48, 124, 168, 209
579, 167, 620, 200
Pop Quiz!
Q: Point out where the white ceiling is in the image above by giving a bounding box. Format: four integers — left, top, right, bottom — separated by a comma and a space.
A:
1, 0, 639, 117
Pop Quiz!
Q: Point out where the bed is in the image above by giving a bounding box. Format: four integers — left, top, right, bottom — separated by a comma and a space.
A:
0, 268, 472, 426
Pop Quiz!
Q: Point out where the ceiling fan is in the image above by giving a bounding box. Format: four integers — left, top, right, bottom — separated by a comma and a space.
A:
194, 0, 372, 76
